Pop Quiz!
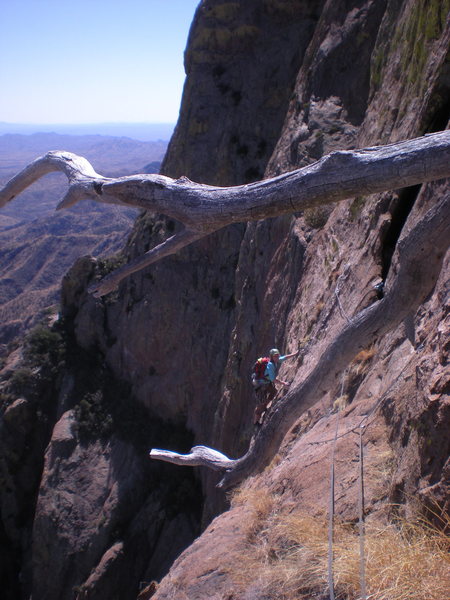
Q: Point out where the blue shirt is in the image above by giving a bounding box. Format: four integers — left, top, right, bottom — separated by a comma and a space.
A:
264, 355, 286, 382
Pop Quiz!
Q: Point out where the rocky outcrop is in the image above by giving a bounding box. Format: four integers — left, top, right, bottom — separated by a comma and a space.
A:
32, 410, 200, 600
1, 1, 449, 599
151, 0, 450, 596
163, 0, 325, 185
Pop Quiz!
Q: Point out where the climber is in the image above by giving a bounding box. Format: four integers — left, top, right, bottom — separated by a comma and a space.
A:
252, 348, 298, 426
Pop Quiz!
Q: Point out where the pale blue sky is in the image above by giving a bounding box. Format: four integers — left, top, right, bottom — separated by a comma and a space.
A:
0, 0, 200, 125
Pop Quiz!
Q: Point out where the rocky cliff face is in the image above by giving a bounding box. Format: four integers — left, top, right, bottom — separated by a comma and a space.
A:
1, 1, 449, 599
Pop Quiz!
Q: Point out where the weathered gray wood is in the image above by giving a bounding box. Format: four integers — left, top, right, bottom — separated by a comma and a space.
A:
150, 446, 236, 471
1, 132, 449, 488
149, 192, 449, 488
87, 228, 205, 296
1, 131, 450, 296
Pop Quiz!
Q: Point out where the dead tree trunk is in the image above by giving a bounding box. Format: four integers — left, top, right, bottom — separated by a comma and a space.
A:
1, 131, 449, 297
1, 131, 449, 488
151, 192, 450, 488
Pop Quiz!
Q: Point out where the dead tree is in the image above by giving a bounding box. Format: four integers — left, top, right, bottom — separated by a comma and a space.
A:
150, 190, 449, 488
1, 131, 449, 298
1, 131, 449, 488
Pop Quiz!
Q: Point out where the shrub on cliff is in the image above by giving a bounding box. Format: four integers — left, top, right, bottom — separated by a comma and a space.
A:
73, 390, 113, 442
2, 323, 66, 403
22, 324, 65, 370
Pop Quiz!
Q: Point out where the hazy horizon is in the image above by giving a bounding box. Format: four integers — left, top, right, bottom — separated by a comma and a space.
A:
0, 121, 176, 142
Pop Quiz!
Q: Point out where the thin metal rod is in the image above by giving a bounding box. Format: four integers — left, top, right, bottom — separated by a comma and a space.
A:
358, 425, 367, 600
328, 408, 341, 600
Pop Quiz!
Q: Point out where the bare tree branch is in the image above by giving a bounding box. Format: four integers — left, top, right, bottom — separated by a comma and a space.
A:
88, 228, 205, 297
149, 446, 236, 471
149, 193, 450, 488
2, 132, 449, 487
0, 151, 105, 206
1, 131, 450, 296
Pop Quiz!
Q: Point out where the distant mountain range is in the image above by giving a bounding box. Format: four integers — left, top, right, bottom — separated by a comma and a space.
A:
0, 121, 175, 141
0, 131, 169, 347
0, 132, 169, 225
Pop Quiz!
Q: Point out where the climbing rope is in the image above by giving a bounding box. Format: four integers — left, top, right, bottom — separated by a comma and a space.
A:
308, 355, 412, 448
327, 407, 367, 600
334, 263, 353, 324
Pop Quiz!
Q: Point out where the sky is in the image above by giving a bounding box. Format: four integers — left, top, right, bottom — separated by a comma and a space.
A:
0, 0, 200, 125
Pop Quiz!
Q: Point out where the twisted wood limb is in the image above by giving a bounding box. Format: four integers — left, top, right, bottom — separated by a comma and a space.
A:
149, 446, 236, 471
0, 151, 106, 206
150, 193, 450, 488
1, 131, 450, 295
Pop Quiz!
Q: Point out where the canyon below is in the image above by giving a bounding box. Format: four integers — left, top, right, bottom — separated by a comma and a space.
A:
0, 1, 449, 599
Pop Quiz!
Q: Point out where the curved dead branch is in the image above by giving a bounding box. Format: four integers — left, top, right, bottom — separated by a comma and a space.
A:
1, 131, 450, 296
150, 446, 236, 471
0, 151, 106, 207
1, 132, 449, 487
150, 193, 450, 488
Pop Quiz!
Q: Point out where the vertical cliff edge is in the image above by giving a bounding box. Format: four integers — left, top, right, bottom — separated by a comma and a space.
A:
1, 1, 449, 599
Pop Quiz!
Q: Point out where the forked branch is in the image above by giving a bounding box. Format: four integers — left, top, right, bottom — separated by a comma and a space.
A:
1, 131, 450, 296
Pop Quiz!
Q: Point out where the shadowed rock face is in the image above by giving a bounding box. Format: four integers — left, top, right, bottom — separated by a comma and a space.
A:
162, 0, 325, 185
1, 1, 449, 599
149, 0, 450, 597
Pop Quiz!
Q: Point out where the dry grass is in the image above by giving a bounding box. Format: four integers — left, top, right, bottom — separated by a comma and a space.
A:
353, 347, 377, 363
227, 487, 450, 600
369, 447, 395, 478
348, 346, 377, 377
230, 480, 276, 539
364, 447, 396, 502
333, 394, 350, 412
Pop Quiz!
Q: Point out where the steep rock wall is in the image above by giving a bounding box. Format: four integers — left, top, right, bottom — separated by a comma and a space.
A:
151, 0, 450, 597
1, 1, 448, 599
217, 0, 450, 463
1, 2, 329, 599
162, 0, 325, 185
